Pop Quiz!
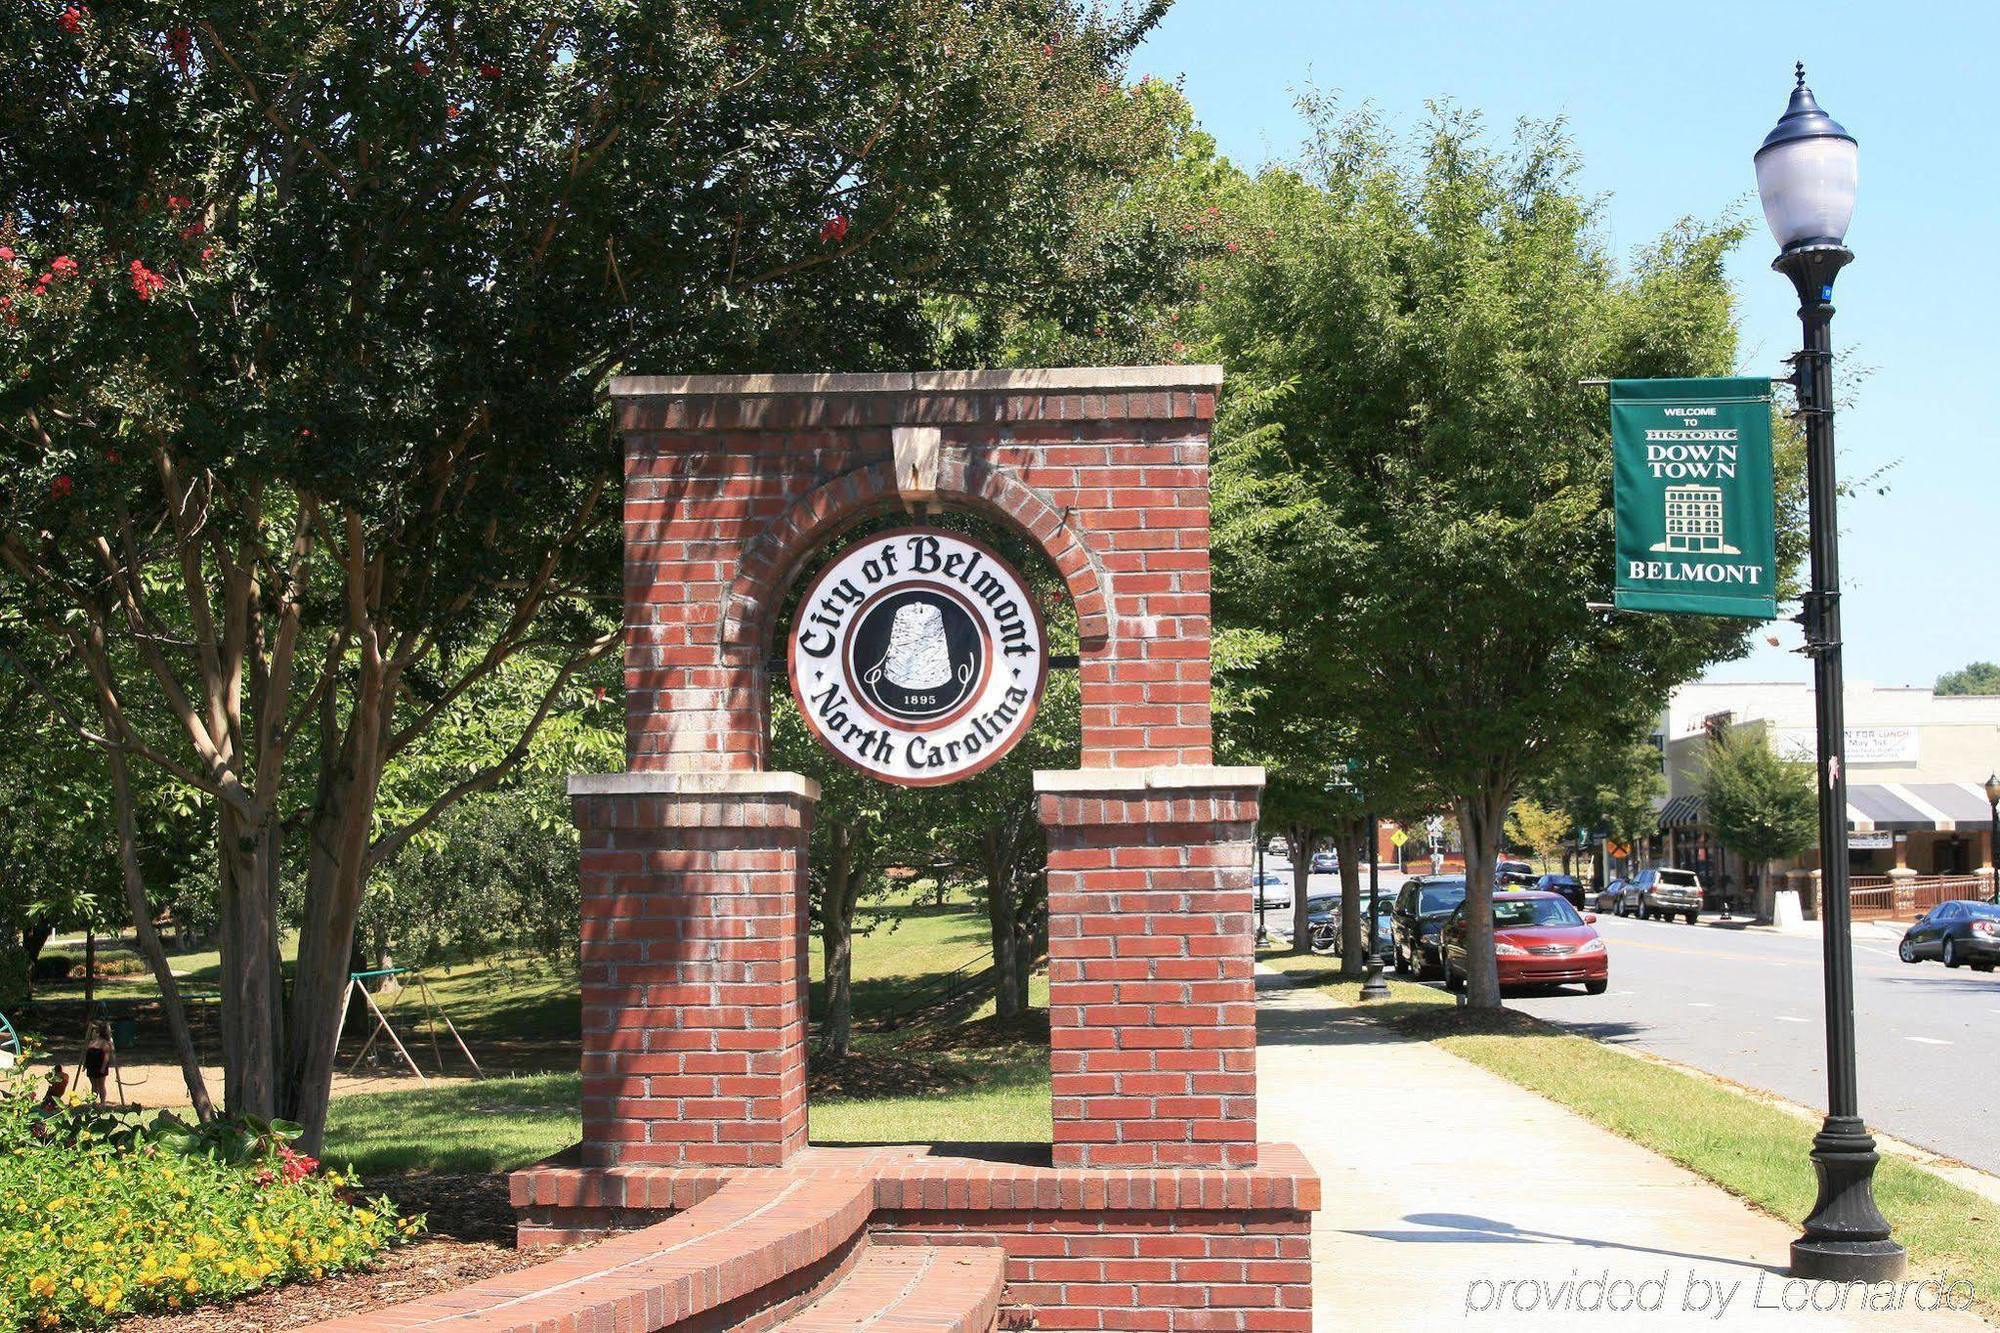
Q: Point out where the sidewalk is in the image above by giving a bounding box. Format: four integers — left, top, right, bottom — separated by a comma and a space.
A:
1253, 974, 1990, 1331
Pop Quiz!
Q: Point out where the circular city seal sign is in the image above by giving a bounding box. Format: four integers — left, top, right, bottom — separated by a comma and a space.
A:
789, 529, 1048, 787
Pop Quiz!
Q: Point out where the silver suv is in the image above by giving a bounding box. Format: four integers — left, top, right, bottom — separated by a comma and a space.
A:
1622, 868, 1703, 923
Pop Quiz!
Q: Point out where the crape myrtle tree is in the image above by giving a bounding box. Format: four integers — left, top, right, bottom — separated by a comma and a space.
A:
0, 0, 1196, 1144
1702, 724, 1816, 924
1206, 100, 1799, 1007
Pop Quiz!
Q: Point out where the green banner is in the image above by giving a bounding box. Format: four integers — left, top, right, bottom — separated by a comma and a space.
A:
1611, 377, 1776, 619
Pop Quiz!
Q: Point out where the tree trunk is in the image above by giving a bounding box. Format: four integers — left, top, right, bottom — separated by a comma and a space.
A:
105, 737, 213, 1119
819, 823, 857, 1058
1754, 858, 1775, 924
1457, 788, 1509, 1009
281, 652, 395, 1149
1286, 824, 1317, 955
283, 729, 387, 1150
20, 919, 53, 970
1334, 818, 1364, 977
216, 802, 283, 1119
984, 829, 1024, 1019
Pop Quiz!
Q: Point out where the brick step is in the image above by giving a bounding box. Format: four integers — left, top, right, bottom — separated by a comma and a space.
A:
772, 1244, 1005, 1333
302, 1170, 874, 1332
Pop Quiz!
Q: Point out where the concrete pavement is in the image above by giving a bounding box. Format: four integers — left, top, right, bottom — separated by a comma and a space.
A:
1254, 972, 1990, 1331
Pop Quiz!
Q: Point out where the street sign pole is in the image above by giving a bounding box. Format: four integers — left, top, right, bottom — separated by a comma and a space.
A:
1359, 812, 1390, 1001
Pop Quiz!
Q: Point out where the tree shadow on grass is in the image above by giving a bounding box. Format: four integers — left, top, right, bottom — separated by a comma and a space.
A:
1256, 978, 1648, 1047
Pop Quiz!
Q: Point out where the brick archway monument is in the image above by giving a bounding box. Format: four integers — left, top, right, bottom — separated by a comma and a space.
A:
506, 367, 1317, 1332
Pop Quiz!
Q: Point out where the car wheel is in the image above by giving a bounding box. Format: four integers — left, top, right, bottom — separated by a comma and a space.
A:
1974, 962, 1995, 974
1393, 944, 1411, 976
1444, 959, 1465, 992
1898, 938, 1918, 963
1944, 939, 1961, 969
1684, 912, 1698, 925
1585, 978, 1608, 995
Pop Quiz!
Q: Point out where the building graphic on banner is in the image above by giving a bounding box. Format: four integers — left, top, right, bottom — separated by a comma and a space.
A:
1653, 485, 1740, 555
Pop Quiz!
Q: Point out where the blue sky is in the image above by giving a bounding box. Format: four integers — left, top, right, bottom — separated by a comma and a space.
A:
1133, 1, 1993, 689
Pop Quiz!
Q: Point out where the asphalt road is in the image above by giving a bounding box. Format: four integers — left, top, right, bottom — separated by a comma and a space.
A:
1502, 912, 2000, 1175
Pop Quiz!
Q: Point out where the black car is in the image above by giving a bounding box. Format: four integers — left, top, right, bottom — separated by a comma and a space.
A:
1533, 873, 1585, 909
1898, 900, 2000, 972
1392, 875, 1469, 979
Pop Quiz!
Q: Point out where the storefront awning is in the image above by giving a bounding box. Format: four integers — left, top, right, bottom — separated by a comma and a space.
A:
1658, 784, 1995, 834
1848, 783, 1996, 833
1659, 795, 1706, 828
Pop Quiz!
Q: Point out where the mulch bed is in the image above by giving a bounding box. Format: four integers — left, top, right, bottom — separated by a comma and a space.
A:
116, 1173, 572, 1331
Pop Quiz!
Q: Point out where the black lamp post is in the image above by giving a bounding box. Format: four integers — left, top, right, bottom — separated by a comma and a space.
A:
1984, 773, 2000, 902
1360, 813, 1390, 1000
1757, 64, 1904, 1283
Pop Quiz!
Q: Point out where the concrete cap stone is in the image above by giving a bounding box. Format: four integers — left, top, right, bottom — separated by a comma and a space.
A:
1033, 765, 1265, 795
608, 365, 1224, 399
568, 770, 821, 801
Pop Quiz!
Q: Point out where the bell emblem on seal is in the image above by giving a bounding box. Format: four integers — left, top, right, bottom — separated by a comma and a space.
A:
867, 601, 969, 691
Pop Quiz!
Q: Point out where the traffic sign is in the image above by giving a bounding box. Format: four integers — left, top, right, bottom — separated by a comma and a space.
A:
1389, 830, 1409, 848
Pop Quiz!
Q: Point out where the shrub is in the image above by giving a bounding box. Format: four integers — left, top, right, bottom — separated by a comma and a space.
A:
26, 955, 72, 983
0, 1057, 420, 1328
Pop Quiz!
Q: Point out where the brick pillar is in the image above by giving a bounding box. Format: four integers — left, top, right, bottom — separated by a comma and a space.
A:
1039, 766, 1262, 1169
571, 772, 816, 1168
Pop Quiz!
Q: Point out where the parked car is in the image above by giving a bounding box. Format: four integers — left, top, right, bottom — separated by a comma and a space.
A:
1897, 900, 2000, 971
1594, 877, 1628, 914
1440, 891, 1609, 995
1332, 891, 1397, 958
1392, 875, 1469, 980
1620, 868, 1703, 923
1496, 859, 1537, 887
1252, 871, 1292, 911
1533, 873, 1585, 909
1310, 851, 1340, 874
1303, 894, 1341, 952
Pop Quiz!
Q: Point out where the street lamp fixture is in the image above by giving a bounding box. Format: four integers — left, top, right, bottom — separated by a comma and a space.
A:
1984, 773, 2000, 903
1756, 64, 1904, 1284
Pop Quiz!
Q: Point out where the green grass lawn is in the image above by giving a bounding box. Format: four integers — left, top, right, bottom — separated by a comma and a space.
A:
1301, 975, 2000, 1310
318, 884, 1051, 1175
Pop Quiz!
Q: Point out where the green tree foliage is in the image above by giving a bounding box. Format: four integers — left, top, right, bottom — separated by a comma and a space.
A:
1525, 728, 1666, 872
0, 2, 1194, 1146
1936, 662, 2000, 697
1206, 100, 1794, 1006
1505, 797, 1569, 866
1702, 725, 1816, 922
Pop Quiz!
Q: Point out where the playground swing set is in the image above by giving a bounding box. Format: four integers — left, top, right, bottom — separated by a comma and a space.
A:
342, 966, 483, 1082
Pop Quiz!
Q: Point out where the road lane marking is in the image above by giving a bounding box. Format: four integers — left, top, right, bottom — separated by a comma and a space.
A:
1906, 1036, 1952, 1046
1688, 1002, 1715, 1007
1775, 1016, 1809, 1023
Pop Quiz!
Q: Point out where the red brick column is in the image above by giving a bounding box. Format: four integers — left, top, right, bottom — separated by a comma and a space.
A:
1039, 766, 1263, 1169
572, 772, 816, 1168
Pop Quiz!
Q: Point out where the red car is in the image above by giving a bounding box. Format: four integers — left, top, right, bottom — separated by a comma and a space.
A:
1440, 890, 1608, 995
